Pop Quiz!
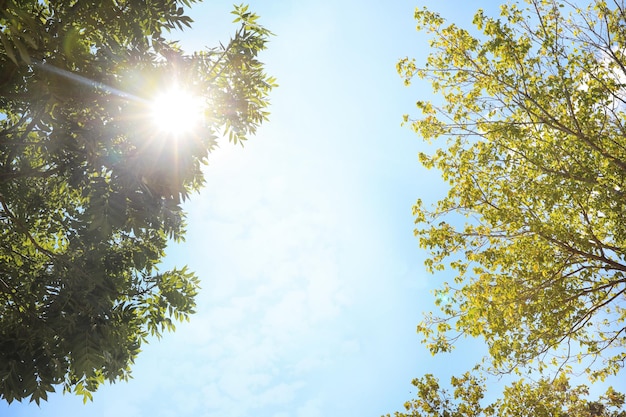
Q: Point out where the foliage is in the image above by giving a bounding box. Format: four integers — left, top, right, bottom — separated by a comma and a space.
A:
384, 372, 625, 417
399, 0, 626, 380
0, 0, 275, 405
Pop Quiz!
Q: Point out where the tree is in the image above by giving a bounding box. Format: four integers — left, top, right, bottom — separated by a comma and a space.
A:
384, 372, 625, 417
0, 0, 275, 405
398, 0, 626, 380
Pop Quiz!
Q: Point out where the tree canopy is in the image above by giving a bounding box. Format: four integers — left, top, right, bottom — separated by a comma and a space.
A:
0, 0, 275, 404
399, 0, 626, 379
388, 0, 626, 415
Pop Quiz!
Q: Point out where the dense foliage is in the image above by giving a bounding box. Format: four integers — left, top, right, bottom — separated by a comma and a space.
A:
388, 0, 626, 415
0, 0, 275, 404
400, 0, 626, 379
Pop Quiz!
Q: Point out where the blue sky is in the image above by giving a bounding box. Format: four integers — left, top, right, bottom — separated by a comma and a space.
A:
4, 1, 622, 416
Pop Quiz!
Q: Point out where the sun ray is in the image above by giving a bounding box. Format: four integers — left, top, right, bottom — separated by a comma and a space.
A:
36, 62, 142, 101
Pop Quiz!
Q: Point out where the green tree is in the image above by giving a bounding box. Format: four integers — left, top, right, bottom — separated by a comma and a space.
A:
399, 0, 626, 380
0, 0, 275, 404
385, 373, 625, 417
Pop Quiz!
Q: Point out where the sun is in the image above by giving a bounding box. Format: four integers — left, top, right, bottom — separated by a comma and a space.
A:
149, 87, 204, 135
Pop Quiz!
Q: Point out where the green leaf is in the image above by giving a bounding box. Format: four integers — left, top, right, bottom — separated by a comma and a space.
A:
0, 31, 18, 65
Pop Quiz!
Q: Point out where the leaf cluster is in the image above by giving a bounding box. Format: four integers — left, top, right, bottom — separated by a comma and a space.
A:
384, 372, 625, 417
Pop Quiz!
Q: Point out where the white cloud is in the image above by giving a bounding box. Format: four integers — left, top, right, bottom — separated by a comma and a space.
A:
297, 399, 324, 417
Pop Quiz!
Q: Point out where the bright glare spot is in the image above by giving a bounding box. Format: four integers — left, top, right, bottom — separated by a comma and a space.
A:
150, 88, 204, 135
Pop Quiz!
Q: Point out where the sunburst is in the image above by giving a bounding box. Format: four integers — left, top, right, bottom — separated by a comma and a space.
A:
149, 87, 204, 136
